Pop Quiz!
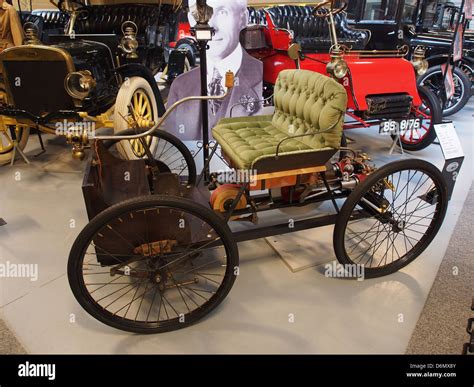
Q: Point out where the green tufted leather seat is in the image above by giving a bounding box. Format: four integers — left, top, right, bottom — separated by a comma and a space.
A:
212, 70, 348, 174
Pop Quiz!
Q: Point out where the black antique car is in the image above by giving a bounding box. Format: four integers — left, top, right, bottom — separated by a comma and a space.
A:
0, 0, 184, 165
346, 0, 472, 116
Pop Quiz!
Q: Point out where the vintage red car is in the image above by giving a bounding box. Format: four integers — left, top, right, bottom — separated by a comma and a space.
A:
241, 1, 442, 151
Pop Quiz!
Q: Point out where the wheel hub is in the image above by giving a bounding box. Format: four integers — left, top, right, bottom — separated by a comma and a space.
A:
392, 220, 406, 233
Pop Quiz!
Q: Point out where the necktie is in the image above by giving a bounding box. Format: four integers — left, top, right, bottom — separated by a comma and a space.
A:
208, 68, 225, 116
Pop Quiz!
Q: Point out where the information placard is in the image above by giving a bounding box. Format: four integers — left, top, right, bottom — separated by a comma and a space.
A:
434, 122, 465, 160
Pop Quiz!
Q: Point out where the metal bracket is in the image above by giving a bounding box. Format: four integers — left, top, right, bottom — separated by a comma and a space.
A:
8, 127, 30, 166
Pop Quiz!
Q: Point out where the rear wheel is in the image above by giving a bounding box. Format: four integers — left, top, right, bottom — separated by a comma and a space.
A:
418, 65, 471, 116
333, 159, 448, 278
68, 196, 239, 334
104, 128, 197, 186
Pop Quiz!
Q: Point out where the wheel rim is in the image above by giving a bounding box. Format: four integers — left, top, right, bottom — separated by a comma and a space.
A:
110, 134, 195, 185
75, 204, 234, 330
421, 70, 465, 112
342, 168, 445, 271
401, 94, 433, 145
127, 89, 154, 158
0, 125, 25, 155
0, 127, 14, 154
459, 63, 473, 83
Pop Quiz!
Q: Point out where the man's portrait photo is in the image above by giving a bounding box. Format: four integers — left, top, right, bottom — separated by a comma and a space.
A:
164, 0, 263, 141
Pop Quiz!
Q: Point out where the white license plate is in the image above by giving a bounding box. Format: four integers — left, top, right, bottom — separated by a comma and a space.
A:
379, 118, 422, 134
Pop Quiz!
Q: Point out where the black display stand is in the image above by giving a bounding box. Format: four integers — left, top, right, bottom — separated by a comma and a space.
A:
191, 24, 215, 183
434, 122, 465, 201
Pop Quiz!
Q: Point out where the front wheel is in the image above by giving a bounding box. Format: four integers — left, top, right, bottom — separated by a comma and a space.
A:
0, 124, 30, 166
68, 196, 239, 334
114, 76, 160, 160
333, 159, 448, 279
393, 86, 442, 151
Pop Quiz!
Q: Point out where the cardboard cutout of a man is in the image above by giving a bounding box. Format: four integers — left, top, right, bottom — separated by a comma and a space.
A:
0, 0, 24, 52
164, 0, 263, 140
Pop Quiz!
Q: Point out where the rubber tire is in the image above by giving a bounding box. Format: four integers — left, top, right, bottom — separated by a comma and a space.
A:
418, 65, 471, 117
394, 86, 442, 152
104, 128, 197, 185
68, 195, 239, 334
333, 159, 448, 279
113, 76, 159, 160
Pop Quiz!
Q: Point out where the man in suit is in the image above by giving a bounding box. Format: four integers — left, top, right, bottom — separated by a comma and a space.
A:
164, 0, 263, 141
0, 0, 23, 53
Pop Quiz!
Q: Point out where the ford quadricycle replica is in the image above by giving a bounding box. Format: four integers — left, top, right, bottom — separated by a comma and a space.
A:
68, 69, 449, 334
0, 0, 184, 166
242, 1, 442, 151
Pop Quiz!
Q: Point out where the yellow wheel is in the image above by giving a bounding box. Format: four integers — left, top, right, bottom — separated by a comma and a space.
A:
0, 81, 30, 165
114, 77, 159, 160
0, 122, 30, 166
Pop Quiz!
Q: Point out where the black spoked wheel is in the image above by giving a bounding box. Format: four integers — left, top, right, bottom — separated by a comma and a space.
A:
104, 128, 197, 186
394, 86, 442, 152
68, 196, 239, 334
418, 65, 471, 116
333, 159, 448, 279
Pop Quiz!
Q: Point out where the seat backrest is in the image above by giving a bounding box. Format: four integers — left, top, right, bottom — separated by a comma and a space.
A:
260, 5, 369, 49
73, 5, 162, 35
272, 70, 347, 150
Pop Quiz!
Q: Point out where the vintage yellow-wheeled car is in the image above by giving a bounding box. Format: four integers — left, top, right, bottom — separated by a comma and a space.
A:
0, 0, 183, 165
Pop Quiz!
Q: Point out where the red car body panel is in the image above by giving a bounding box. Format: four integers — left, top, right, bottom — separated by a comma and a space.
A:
259, 52, 422, 110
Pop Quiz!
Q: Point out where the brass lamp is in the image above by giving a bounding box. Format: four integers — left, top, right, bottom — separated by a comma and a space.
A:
411, 46, 429, 76
327, 46, 349, 79
23, 23, 42, 45
119, 21, 139, 59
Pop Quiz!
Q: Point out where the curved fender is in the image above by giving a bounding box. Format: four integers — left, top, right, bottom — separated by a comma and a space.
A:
344, 57, 422, 110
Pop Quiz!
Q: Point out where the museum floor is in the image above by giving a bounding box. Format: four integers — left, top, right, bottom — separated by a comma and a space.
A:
0, 100, 472, 354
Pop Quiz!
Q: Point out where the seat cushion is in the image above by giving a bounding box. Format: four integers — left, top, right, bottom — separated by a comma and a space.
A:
262, 5, 370, 51
213, 70, 347, 173
213, 119, 314, 170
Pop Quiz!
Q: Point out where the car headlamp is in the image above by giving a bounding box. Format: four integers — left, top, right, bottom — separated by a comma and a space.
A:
23, 22, 42, 45
65, 70, 96, 100
411, 46, 429, 76
327, 46, 348, 79
119, 21, 139, 59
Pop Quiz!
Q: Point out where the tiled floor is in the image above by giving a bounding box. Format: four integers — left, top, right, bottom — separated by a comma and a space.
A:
0, 101, 472, 354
